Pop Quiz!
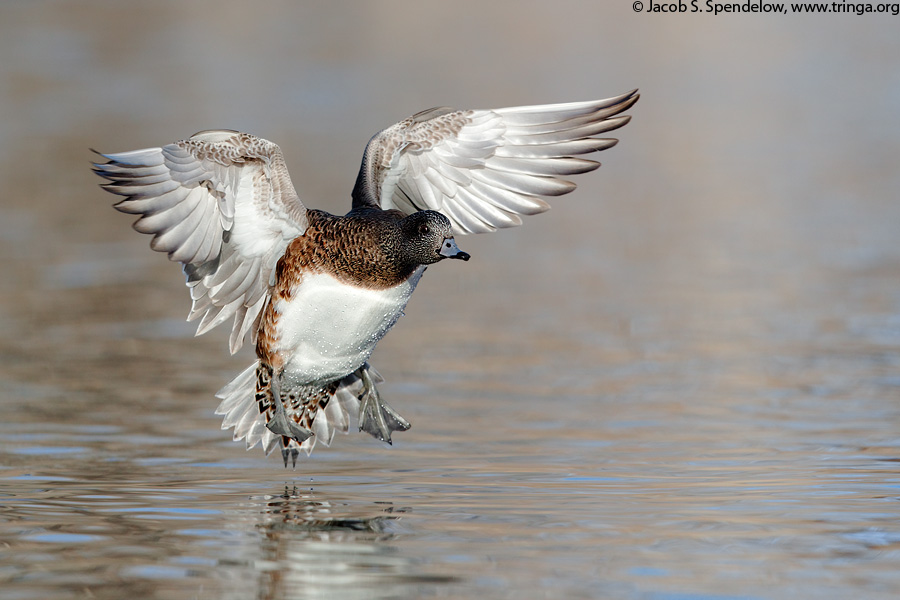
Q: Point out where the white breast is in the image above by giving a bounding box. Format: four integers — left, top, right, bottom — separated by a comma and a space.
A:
273, 268, 424, 387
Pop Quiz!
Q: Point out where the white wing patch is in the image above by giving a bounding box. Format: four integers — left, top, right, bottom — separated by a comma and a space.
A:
94, 130, 308, 353
353, 90, 639, 235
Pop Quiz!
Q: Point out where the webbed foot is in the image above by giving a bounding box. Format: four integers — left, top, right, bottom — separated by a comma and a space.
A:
267, 409, 314, 444
281, 446, 300, 469
265, 371, 314, 444
357, 366, 411, 444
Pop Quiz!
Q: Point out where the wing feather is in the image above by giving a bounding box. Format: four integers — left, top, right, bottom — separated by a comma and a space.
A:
471, 168, 576, 197
468, 180, 550, 216
493, 138, 619, 159
94, 130, 307, 353
487, 156, 599, 177
455, 186, 522, 230
423, 164, 458, 197
351, 90, 638, 234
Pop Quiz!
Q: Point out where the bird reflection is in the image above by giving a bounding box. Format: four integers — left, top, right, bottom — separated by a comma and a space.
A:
252, 486, 452, 600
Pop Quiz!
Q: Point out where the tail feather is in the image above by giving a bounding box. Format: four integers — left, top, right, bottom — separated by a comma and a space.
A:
312, 409, 334, 447
215, 361, 280, 455
244, 416, 270, 451
261, 426, 280, 456
215, 362, 256, 415
215, 362, 260, 435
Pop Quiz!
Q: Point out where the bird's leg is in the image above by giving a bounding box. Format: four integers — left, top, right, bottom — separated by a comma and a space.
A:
281, 446, 300, 469
357, 365, 411, 444
265, 370, 314, 444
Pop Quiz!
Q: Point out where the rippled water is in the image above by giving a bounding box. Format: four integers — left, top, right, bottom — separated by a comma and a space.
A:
2, 3, 900, 599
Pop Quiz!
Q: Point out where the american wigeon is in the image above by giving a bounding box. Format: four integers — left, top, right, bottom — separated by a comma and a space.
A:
93, 90, 638, 466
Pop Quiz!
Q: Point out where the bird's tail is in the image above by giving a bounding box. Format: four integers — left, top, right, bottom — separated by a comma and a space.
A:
214, 361, 391, 465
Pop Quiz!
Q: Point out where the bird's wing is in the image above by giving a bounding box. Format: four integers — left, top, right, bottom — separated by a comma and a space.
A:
93, 130, 308, 353
351, 90, 638, 234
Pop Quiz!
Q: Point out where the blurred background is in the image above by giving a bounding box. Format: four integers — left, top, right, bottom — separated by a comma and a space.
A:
1, 2, 899, 599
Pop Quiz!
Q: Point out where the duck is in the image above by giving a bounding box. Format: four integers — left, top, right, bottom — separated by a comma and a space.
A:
93, 89, 639, 467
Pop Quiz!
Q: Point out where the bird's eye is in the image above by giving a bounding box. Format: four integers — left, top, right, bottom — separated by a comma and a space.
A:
419, 224, 430, 235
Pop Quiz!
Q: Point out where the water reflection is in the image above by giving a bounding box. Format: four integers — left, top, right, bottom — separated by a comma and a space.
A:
257, 487, 402, 537
251, 488, 453, 600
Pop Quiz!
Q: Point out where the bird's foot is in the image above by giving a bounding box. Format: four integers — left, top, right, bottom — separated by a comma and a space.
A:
357, 367, 411, 444
265, 373, 313, 444
281, 446, 300, 469
266, 409, 314, 444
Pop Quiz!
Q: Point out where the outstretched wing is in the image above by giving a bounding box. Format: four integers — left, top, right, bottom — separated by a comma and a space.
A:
93, 130, 308, 354
351, 90, 638, 234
